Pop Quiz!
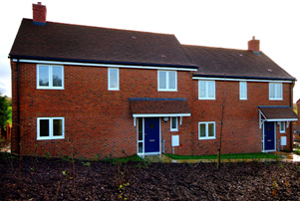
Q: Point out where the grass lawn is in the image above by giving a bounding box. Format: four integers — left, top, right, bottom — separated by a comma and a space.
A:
165, 152, 281, 160
294, 148, 300, 155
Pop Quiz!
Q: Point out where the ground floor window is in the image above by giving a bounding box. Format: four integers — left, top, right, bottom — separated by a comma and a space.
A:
279, 122, 285, 133
37, 117, 65, 140
170, 117, 178, 132
198, 121, 216, 140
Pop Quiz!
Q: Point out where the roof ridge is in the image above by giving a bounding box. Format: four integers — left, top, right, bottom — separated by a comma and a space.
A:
22, 18, 175, 36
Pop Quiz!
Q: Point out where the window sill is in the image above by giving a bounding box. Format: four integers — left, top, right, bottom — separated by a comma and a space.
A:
37, 87, 64, 90
158, 89, 178, 92
37, 137, 64, 140
198, 137, 216, 140
269, 98, 283, 101
198, 98, 216, 100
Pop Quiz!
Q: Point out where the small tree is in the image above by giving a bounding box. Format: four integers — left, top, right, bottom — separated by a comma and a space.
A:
0, 94, 10, 139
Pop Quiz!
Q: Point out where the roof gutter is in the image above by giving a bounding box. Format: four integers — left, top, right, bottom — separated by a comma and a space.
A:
9, 56, 198, 70
192, 75, 295, 83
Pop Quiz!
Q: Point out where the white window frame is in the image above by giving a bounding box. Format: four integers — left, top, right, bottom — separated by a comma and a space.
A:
170, 117, 178, 132
198, 121, 216, 140
108, 68, 119, 91
37, 117, 65, 140
157, 70, 177, 91
198, 80, 215, 100
269, 83, 283, 100
280, 122, 285, 133
37, 65, 64, 89
239, 81, 247, 100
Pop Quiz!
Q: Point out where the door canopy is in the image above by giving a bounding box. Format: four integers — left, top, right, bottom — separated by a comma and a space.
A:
258, 106, 298, 129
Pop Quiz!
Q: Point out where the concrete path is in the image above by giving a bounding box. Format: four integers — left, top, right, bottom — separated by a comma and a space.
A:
142, 152, 300, 163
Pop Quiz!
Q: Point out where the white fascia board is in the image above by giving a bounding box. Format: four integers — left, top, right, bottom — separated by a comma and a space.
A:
192, 76, 293, 83
13, 59, 197, 72
266, 118, 298, 122
258, 109, 267, 120
132, 113, 191, 118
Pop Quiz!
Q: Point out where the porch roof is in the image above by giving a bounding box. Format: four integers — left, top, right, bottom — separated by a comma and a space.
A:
129, 98, 191, 118
258, 106, 298, 121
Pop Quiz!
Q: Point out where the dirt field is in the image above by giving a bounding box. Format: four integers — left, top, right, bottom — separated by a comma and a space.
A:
0, 153, 300, 200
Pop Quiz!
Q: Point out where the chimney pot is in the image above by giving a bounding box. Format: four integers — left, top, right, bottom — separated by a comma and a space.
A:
32, 2, 47, 25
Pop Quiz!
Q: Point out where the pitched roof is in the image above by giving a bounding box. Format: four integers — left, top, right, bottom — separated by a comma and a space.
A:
183, 45, 295, 81
258, 106, 298, 120
9, 19, 196, 69
129, 98, 191, 116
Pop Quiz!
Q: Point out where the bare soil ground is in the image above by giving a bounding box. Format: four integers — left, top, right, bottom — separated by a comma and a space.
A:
0, 153, 300, 201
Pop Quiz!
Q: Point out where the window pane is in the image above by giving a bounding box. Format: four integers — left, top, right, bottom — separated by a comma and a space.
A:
138, 118, 143, 141
171, 117, 177, 129
53, 119, 63, 136
169, 71, 176, 89
200, 124, 206, 137
39, 66, 49, 86
280, 122, 285, 132
276, 84, 282, 98
159, 71, 167, 89
208, 81, 215, 98
199, 81, 206, 98
109, 69, 118, 89
240, 82, 247, 99
138, 142, 143, 153
208, 123, 214, 137
52, 67, 63, 87
39, 119, 49, 137
269, 83, 275, 98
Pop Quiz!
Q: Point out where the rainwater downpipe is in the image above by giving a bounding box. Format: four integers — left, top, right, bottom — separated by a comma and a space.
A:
290, 82, 294, 152
17, 59, 20, 154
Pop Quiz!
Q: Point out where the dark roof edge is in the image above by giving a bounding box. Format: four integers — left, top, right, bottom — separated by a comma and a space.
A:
9, 55, 198, 69
258, 106, 291, 108
192, 74, 296, 81
129, 98, 187, 101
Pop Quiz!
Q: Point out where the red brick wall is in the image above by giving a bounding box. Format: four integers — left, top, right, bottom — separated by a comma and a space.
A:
11, 61, 293, 158
11, 61, 194, 158
191, 80, 292, 155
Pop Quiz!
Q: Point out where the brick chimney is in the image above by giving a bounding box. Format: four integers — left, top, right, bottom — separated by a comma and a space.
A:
33, 2, 47, 25
248, 36, 260, 54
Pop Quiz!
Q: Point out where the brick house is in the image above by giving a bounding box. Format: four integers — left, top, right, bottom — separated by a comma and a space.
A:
9, 3, 297, 158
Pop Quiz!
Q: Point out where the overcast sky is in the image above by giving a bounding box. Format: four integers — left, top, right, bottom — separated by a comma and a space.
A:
1, 0, 299, 102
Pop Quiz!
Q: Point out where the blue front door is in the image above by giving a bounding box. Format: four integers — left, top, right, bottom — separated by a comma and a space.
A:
144, 118, 160, 153
264, 122, 275, 151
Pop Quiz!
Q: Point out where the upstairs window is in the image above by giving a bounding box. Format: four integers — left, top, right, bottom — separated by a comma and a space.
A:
170, 117, 178, 132
108, 68, 119, 90
269, 83, 282, 100
37, 117, 64, 140
199, 80, 215, 99
239, 82, 247, 100
37, 65, 64, 89
158, 71, 177, 91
